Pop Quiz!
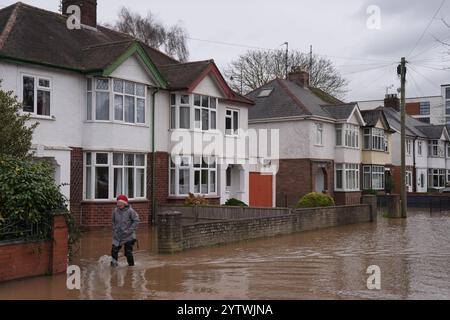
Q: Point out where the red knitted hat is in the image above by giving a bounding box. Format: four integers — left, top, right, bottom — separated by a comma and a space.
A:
117, 195, 128, 203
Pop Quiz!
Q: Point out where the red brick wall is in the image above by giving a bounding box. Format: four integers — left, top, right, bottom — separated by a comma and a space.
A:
276, 159, 334, 208
70, 147, 83, 225
80, 200, 150, 230
406, 102, 421, 116
0, 215, 68, 282
334, 192, 362, 206
70, 151, 172, 229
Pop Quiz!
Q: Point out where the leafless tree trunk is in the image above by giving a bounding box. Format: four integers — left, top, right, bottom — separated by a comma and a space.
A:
224, 49, 348, 98
112, 7, 189, 62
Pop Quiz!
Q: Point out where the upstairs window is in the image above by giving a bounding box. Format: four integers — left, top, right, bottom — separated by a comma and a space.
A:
170, 93, 217, 131
226, 109, 239, 135
315, 123, 323, 146
364, 128, 387, 152
418, 140, 423, 156
22, 75, 51, 117
336, 124, 359, 148
406, 139, 412, 156
87, 77, 147, 124
445, 87, 450, 115
429, 140, 445, 158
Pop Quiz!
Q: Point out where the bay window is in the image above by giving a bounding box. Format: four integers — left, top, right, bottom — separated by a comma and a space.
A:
363, 165, 385, 190
22, 75, 51, 117
170, 93, 217, 131
169, 156, 217, 196
336, 124, 359, 148
428, 169, 446, 188
428, 140, 445, 158
335, 164, 360, 191
87, 77, 147, 124
84, 152, 146, 200
363, 128, 387, 151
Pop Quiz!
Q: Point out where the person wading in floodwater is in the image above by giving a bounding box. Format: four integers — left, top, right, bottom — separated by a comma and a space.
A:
111, 195, 140, 267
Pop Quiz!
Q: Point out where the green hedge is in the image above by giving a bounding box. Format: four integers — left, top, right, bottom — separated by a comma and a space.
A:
296, 192, 335, 209
224, 198, 248, 207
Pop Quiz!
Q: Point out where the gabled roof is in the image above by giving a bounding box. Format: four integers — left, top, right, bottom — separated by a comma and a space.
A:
0, 3, 177, 72
382, 106, 428, 138
158, 60, 253, 105
321, 103, 356, 120
416, 125, 450, 140
247, 78, 348, 121
361, 108, 394, 132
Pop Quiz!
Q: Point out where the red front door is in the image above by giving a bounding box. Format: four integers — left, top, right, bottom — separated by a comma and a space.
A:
249, 172, 273, 207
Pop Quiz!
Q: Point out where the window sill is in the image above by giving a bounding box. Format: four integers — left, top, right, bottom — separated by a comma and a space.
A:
27, 114, 56, 121
168, 195, 220, 199
335, 146, 360, 150
84, 120, 149, 128
334, 190, 361, 193
82, 198, 148, 203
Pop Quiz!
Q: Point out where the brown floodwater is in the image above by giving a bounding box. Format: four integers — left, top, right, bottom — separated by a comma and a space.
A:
0, 210, 450, 300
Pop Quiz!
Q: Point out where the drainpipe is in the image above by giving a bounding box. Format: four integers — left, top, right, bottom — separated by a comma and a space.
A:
151, 87, 160, 225
413, 137, 417, 193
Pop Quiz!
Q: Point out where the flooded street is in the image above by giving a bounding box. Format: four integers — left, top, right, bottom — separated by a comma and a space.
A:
1, 210, 450, 300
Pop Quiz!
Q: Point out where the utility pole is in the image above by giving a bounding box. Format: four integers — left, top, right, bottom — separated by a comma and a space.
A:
398, 57, 408, 218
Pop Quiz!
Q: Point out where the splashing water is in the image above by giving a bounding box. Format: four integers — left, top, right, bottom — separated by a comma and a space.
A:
98, 255, 112, 266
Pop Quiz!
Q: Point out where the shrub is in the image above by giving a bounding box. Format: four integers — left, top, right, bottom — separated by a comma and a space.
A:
184, 193, 209, 206
363, 189, 379, 196
296, 192, 335, 209
225, 198, 248, 207
0, 156, 80, 259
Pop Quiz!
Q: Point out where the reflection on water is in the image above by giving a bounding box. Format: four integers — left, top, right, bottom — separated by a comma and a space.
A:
1, 210, 450, 300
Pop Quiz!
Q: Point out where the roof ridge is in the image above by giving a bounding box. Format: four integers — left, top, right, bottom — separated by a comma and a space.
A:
158, 59, 213, 68
0, 2, 21, 51
276, 79, 312, 116
82, 40, 134, 50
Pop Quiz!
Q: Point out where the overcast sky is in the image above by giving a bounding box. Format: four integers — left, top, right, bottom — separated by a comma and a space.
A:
2, 0, 450, 101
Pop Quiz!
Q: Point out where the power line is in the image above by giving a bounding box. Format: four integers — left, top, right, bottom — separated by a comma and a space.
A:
407, 0, 447, 58
408, 64, 442, 88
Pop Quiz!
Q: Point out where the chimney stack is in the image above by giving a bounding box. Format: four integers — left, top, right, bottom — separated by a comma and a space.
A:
384, 93, 400, 111
288, 67, 310, 88
62, 0, 97, 28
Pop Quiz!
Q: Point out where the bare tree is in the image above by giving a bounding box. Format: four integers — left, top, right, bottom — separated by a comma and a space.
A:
224, 49, 348, 98
113, 7, 189, 62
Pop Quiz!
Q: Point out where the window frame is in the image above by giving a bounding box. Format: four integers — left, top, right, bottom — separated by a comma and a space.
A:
225, 108, 240, 136
363, 165, 385, 190
83, 152, 147, 201
21, 74, 52, 118
335, 163, 360, 192
86, 77, 148, 125
428, 168, 446, 189
169, 155, 218, 197
315, 123, 324, 146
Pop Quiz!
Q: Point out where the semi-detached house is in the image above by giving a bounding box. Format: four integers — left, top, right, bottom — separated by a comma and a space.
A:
247, 69, 366, 207
0, 1, 253, 228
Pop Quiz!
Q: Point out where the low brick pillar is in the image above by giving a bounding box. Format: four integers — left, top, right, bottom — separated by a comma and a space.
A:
157, 211, 183, 254
385, 194, 402, 218
50, 214, 69, 274
361, 195, 377, 222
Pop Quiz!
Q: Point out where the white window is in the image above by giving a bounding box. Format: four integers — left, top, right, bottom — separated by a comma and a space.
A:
372, 128, 386, 151
22, 75, 51, 117
418, 141, 423, 156
428, 140, 445, 158
84, 152, 146, 200
226, 109, 239, 135
363, 165, 385, 190
335, 164, 360, 191
170, 93, 217, 131
428, 169, 446, 188
336, 124, 359, 148
113, 80, 146, 124
169, 155, 217, 196
447, 170, 450, 184
447, 143, 450, 158
406, 171, 412, 188
315, 123, 323, 146
86, 78, 146, 124
406, 139, 412, 156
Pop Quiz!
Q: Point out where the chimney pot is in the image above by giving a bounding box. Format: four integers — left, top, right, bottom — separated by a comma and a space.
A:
384, 93, 400, 111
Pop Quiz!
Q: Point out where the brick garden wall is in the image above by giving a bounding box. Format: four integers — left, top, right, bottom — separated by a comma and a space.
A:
157, 196, 377, 253
0, 215, 68, 282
